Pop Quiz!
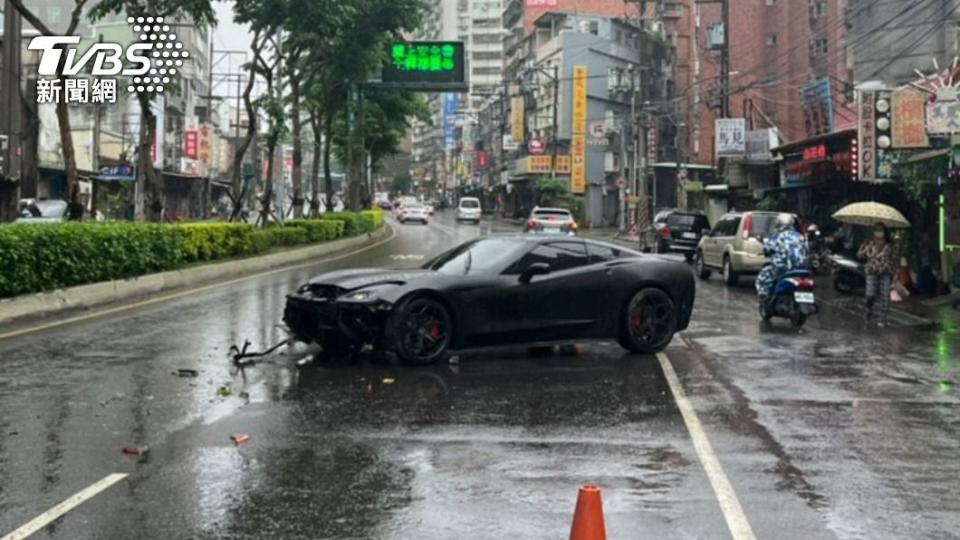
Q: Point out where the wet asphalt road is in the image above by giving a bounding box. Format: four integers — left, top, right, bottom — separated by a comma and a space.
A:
0, 212, 958, 539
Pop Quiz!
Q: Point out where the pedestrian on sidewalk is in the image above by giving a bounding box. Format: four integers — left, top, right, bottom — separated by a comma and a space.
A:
857, 222, 897, 327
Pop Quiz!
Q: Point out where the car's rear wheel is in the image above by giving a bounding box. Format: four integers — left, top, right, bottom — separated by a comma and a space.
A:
695, 251, 711, 279
619, 288, 676, 354
388, 296, 453, 365
723, 255, 739, 286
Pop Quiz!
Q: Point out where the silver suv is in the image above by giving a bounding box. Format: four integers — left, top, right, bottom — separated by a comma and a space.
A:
694, 211, 797, 286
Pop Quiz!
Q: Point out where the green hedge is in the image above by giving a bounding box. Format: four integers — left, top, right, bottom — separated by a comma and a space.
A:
285, 219, 342, 242
0, 210, 383, 299
0, 222, 184, 298
320, 209, 383, 236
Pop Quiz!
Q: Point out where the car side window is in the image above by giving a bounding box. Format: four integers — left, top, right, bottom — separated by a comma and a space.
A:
505, 242, 589, 274
587, 242, 621, 263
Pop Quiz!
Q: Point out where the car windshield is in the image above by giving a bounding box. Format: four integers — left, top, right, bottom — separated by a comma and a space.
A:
533, 209, 571, 220
460, 199, 480, 209
426, 238, 527, 275
667, 214, 698, 227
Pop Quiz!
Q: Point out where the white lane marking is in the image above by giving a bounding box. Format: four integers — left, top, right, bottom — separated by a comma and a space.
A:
0, 226, 397, 341
1, 473, 128, 540
656, 352, 757, 540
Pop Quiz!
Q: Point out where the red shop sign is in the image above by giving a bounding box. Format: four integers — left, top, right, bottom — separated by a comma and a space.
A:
802, 144, 827, 161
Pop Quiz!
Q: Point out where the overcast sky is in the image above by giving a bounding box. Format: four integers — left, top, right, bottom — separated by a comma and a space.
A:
209, 2, 264, 100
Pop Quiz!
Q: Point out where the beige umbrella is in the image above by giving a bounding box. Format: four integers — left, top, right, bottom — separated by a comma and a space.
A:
832, 202, 910, 228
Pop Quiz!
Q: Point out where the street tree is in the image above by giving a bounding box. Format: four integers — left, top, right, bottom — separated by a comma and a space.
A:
8, 0, 96, 219
322, 0, 426, 210
90, 0, 217, 221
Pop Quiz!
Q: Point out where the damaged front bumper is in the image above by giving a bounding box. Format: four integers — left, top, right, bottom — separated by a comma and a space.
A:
283, 293, 392, 347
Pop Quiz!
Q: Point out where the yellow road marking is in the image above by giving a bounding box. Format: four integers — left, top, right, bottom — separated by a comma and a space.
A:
0, 227, 397, 341
1, 473, 128, 540
656, 352, 757, 540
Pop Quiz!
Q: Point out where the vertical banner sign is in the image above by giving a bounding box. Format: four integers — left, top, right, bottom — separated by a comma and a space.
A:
801, 78, 834, 137
442, 93, 459, 150
511, 96, 525, 143
184, 130, 198, 159
715, 119, 746, 157
858, 90, 876, 182
892, 89, 929, 147
198, 124, 212, 172
571, 65, 588, 194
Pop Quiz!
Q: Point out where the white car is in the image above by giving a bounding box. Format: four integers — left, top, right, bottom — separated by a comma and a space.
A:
456, 197, 482, 224
399, 202, 429, 224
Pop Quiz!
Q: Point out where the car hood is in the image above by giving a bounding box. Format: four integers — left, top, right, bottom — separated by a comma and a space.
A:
306, 268, 434, 291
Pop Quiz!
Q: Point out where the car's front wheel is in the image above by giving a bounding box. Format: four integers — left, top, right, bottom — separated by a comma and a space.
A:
619, 288, 677, 354
388, 296, 453, 365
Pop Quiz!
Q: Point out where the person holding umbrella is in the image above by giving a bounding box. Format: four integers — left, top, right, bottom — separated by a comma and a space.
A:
857, 222, 897, 327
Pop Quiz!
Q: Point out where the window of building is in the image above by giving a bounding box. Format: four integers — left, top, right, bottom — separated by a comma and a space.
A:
474, 33, 502, 44
472, 66, 502, 76
765, 0, 775, 5
809, 0, 826, 19
615, 30, 622, 44
809, 38, 828, 57
473, 51, 501, 61
589, 21, 599, 35
766, 34, 777, 46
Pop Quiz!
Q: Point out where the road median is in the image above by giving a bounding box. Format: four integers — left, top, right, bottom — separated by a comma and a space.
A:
0, 224, 392, 327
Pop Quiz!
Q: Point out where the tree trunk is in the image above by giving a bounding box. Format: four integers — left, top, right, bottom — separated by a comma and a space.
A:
323, 107, 334, 213
135, 93, 161, 221
308, 109, 322, 218
259, 141, 275, 226
54, 87, 83, 219
230, 33, 261, 222
289, 62, 304, 219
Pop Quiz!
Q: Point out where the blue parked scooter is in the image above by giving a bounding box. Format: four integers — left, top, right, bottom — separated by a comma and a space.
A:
759, 265, 819, 328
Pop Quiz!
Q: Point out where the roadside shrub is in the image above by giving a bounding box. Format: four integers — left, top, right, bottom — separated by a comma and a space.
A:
0, 222, 184, 298
179, 223, 256, 262
285, 219, 343, 242
0, 211, 384, 299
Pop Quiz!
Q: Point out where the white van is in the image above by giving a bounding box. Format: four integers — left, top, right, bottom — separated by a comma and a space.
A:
456, 197, 482, 224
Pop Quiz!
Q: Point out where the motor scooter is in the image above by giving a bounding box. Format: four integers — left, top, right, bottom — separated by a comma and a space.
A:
830, 253, 865, 294
806, 225, 832, 275
759, 267, 818, 327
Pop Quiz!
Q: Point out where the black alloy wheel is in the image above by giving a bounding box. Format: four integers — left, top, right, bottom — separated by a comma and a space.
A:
619, 288, 677, 354
390, 297, 453, 365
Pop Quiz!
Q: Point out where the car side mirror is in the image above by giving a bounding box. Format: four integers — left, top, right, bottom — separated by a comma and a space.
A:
519, 262, 551, 284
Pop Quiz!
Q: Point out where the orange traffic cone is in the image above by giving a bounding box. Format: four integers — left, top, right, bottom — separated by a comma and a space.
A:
569, 484, 607, 540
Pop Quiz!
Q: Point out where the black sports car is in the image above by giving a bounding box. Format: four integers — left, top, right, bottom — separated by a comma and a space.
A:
284, 235, 695, 364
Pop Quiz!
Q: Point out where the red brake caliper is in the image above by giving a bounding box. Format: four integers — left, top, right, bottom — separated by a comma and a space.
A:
631, 312, 643, 331
429, 322, 442, 339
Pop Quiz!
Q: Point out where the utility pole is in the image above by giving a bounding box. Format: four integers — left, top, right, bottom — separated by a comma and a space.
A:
1, 0, 23, 199
550, 64, 558, 182
720, 0, 730, 119
91, 36, 103, 218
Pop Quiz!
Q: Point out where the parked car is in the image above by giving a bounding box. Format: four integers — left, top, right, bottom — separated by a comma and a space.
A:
16, 199, 69, 223
284, 235, 696, 364
456, 197, 482, 223
694, 211, 800, 286
424, 203, 435, 216
639, 209, 710, 261
524, 206, 578, 235
399, 202, 429, 224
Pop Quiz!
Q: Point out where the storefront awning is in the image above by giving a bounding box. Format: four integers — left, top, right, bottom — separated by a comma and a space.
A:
770, 129, 857, 154
652, 162, 715, 170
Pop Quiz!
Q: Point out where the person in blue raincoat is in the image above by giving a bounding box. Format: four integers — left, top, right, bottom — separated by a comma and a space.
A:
756, 213, 808, 299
